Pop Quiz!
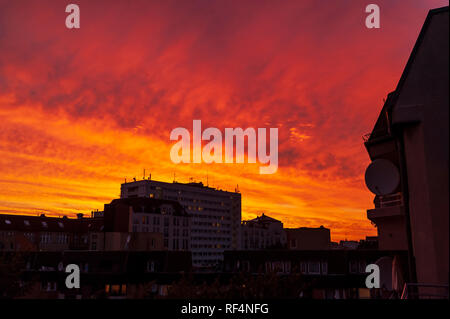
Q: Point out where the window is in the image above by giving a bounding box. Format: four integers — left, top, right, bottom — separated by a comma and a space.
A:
321, 261, 328, 275
24, 220, 30, 226
147, 261, 155, 272
111, 285, 121, 294
5, 220, 11, 225
42, 221, 48, 228
41, 281, 57, 292
308, 261, 321, 274
358, 261, 367, 274
291, 239, 297, 248
173, 239, 179, 250
58, 222, 64, 228
349, 260, 359, 274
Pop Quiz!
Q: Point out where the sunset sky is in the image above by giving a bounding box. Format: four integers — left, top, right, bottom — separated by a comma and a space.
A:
0, 0, 447, 241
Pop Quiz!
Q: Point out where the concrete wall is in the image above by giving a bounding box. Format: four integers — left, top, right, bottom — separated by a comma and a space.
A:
286, 227, 331, 250
393, 10, 449, 287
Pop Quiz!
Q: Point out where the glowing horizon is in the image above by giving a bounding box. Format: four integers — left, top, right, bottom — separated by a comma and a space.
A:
1, 0, 447, 241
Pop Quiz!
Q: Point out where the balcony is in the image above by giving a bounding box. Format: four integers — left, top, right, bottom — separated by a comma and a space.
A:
367, 192, 404, 222
374, 192, 403, 209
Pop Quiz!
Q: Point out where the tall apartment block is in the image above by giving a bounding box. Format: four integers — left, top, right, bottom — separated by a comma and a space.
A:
120, 179, 242, 268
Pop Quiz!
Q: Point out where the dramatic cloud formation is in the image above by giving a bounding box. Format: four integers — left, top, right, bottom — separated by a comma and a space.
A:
0, 0, 447, 240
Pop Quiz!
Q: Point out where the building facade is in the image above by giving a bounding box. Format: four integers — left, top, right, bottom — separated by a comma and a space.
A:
120, 179, 241, 268
11, 250, 191, 299
0, 213, 103, 252
285, 226, 330, 250
103, 197, 190, 251
364, 7, 449, 298
223, 249, 409, 299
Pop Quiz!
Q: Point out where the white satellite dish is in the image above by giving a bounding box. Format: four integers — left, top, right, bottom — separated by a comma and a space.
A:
365, 159, 400, 195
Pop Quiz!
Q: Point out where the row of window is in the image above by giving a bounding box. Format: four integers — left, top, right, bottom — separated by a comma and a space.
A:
191, 236, 230, 242
191, 214, 231, 220
163, 238, 189, 250
191, 244, 229, 249
133, 215, 189, 227
2, 220, 65, 228
191, 229, 231, 234
192, 251, 224, 256
235, 260, 328, 275
193, 221, 229, 228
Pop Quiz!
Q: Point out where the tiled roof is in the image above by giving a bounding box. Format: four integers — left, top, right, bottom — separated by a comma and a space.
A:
0, 214, 103, 232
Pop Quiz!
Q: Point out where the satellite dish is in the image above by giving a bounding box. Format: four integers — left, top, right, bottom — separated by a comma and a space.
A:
365, 159, 400, 195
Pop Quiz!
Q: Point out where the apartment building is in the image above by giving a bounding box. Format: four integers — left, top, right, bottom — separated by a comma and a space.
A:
241, 214, 286, 249
0, 213, 103, 251
120, 179, 241, 268
14, 250, 191, 299
364, 7, 448, 297
103, 197, 190, 251
223, 249, 409, 299
88, 232, 164, 251
0, 210, 164, 252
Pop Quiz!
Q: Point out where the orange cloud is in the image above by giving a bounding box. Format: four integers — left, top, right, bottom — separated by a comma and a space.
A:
0, 0, 447, 241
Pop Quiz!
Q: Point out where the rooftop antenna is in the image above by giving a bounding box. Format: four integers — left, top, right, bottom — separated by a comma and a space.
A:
206, 171, 209, 187
143, 169, 146, 180
148, 173, 151, 180
173, 172, 176, 183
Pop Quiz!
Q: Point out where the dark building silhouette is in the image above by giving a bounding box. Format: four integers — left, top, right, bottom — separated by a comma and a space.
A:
120, 179, 242, 268
285, 226, 330, 250
364, 7, 449, 298
103, 197, 190, 251
0, 213, 103, 251
241, 214, 286, 249
14, 250, 191, 299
